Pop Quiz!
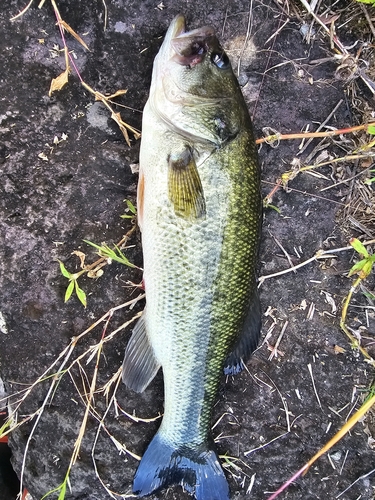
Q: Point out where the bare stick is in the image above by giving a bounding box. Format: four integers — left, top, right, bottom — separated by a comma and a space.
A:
10, 0, 35, 20
268, 321, 288, 361
308, 363, 322, 409
258, 240, 375, 284
244, 431, 289, 457
336, 467, 375, 498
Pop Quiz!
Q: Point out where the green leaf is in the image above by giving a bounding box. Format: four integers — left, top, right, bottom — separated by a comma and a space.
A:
362, 259, 374, 279
350, 238, 369, 258
83, 239, 102, 251
83, 240, 136, 268
58, 260, 72, 279
111, 245, 136, 267
348, 258, 367, 277
74, 281, 87, 308
64, 280, 74, 302
0, 420, 11, 439
41, 482, 65, 500
357, 0, 375, 4
57, 481, 67, 500
125, 199, 137, 214
363, 290, 375, 300
266, 204, 281, 213
367, 124, 375, 134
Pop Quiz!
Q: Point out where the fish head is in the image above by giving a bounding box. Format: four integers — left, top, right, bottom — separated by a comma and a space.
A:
150, 15, 246, 147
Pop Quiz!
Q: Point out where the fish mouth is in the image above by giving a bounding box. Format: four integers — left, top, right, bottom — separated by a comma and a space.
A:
168, 16, 216, 67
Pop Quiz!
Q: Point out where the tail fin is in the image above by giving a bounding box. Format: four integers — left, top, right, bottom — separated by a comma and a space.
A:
133, 432, 230, 500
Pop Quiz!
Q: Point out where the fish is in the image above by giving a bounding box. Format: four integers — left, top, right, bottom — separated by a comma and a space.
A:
122, 14, 262, 500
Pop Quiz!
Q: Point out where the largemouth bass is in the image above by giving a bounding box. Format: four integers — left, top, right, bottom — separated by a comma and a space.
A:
122, 14, 262, 500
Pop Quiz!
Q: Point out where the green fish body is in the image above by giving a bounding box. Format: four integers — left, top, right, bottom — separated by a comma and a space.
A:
122, 14, 262, 500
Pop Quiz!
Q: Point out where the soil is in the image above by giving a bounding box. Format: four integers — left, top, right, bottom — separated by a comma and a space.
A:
0, 1, 374, 500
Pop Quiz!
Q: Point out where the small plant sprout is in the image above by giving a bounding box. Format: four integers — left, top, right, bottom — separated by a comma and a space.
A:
58, 226, 138, 307
83, 240, 138, 268
120, 198, 137, 219
348, 238, 375, 280
364, 168, 375, 186
340, 238, 375, 364
58, 259, 87, 308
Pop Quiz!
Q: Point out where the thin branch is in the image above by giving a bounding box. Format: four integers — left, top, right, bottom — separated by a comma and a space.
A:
258, 240, 375, 284
256, 121, 375, 145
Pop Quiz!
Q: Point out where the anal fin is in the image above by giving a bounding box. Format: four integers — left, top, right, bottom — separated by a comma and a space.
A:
122, 311, 160, 392
168, 145, 206, 220
224, 288, 261, 375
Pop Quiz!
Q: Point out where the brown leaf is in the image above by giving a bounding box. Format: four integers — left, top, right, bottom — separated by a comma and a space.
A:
60, 19, 90, 51
72, 250, 86, 269
317, 13, 340, 25
49, 69, 69, 97
111, 111, 131, 146
105, 89, 128, 100
333, 344, 346, 355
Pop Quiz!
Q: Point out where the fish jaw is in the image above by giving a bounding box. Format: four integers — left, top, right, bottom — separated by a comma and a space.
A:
154, 14, 186, 65
153, 14, 215, 71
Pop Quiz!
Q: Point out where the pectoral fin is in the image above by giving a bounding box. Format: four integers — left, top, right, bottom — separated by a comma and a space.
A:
122, 311, 161, 392
224, 288, 262, 375
168, 146, 206, 220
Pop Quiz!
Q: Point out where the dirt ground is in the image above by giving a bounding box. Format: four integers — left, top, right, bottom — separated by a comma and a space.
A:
0, 1, 375, 499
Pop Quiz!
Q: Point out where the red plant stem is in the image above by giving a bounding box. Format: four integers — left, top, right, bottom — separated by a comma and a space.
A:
266, 464, 309, 500
256, 123, 375, 144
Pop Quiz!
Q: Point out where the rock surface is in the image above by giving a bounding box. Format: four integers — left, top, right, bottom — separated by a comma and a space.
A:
0, 1, 374, 500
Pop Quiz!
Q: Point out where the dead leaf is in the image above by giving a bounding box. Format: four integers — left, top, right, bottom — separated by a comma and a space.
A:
87, 268, 104, 279
333, 344, 346, 355
49, 69, 69, 97
72, 250, 86, 269
321, 290, 337, 314
317, 13, 340, 25
38, 152, 48, 161
111, 111, 131, 146
105, 89, 128, 100
60, 19, 90, 51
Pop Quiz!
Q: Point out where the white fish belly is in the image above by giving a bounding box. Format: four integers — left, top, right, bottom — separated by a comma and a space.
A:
140, 100, 232, 445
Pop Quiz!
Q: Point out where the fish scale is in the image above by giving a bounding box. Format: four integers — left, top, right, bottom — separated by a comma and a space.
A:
122, 14, 262, 500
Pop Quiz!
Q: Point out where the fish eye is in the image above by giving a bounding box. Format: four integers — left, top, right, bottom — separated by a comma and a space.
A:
211, 51, 230, 69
